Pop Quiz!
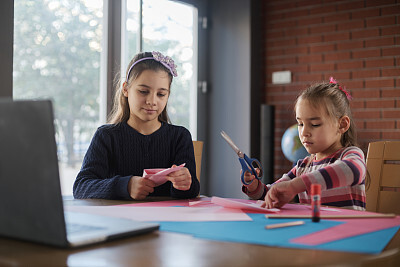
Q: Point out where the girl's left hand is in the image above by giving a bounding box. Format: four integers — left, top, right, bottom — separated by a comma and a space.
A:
262, 181, 296, 209
261, 177, 306, 209
167, 165, 192, 191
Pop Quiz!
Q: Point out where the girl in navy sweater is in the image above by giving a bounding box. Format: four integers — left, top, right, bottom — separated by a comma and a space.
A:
73, 51, 200, 200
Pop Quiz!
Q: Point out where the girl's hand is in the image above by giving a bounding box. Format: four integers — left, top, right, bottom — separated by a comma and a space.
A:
242, 168, 260, 192
262, 181, 296, 209
128, 176, 156, 200
261, 178, 306, 209
167, 165, 192, 191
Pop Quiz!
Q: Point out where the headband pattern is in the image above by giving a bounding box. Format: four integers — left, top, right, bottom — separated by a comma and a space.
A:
329, 77, 352, 100
126, 51, 178, 82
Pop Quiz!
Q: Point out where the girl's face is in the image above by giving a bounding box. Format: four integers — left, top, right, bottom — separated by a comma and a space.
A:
123, 69, 170, 127
295, 99, 348, 160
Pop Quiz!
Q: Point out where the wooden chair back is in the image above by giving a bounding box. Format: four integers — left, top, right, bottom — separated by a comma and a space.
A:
192, 141, 203, 181
366, 141, 400, 214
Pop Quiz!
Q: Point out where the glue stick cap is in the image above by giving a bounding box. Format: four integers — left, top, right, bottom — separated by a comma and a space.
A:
311, 184, 321, 195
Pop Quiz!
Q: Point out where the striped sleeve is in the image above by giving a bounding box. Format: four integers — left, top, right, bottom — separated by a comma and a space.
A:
242, 164, 299, 200
300, 147, 366, 192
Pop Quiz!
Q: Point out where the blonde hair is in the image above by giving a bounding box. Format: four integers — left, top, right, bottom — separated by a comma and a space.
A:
107, 52, 173, 124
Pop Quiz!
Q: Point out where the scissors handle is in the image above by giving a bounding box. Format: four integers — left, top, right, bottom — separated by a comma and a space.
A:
240, 154, 263, 185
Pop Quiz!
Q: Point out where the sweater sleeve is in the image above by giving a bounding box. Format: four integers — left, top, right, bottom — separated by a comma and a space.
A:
73, 127, 131, 199
242, 164, 298, 200
241, 180, 268, 200
300, 146, 366, 192
169, 128, 200, 198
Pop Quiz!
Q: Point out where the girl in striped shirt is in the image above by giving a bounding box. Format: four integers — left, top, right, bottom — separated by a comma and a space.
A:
243, 78, 366, 210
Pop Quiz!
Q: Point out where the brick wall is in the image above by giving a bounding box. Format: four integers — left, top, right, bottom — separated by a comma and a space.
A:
262, 0, 400, 179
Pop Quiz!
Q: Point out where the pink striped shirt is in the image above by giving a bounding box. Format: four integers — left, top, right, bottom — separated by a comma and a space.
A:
243, 146, 366, 210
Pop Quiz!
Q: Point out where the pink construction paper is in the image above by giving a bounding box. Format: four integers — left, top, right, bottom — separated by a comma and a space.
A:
211, 196, 280, 213
143, 163, 185, 186
121, 197, 275, 209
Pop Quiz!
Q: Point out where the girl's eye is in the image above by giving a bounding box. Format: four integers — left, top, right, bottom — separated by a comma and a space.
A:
312, 124, 321, 127
139, 90, 148, 95
297, 123, 303, 127
157, 93, 166, 97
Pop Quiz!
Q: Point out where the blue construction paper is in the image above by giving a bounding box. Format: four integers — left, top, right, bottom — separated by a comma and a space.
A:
160, 213, 341, 246
159, 213, 399, 254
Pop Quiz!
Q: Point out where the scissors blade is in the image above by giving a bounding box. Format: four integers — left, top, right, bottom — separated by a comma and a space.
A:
220, 131, 243, 158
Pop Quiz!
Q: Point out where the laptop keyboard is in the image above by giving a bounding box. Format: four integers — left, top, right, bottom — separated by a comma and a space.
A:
67, 223, 105, 234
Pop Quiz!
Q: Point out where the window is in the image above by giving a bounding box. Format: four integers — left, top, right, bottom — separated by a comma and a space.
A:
13, 0, 198, 196
123, 0, 198, 138
13, 0, 104, 195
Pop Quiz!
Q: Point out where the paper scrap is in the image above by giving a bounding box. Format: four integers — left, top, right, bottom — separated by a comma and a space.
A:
143, 163, 185, 186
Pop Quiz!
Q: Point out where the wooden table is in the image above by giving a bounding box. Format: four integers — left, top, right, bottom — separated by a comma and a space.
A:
0, 198, 399, 266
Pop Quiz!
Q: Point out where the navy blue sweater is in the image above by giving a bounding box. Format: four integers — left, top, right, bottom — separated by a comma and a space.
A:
73, 122, 200, 199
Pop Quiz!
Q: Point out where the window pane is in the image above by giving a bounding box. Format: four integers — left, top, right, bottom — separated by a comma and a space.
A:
122, 0, 140, 69
13, 0, 104, 195
142, 0, 198, 138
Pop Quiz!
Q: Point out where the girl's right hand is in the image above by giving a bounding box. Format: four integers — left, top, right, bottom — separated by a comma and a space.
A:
242, 168, 260, 192
128, 176, 156, 200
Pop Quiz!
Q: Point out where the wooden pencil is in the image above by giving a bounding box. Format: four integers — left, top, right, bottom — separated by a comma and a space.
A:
265, 220, 305, 229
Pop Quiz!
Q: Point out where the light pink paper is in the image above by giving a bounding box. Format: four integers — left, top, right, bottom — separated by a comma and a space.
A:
118, 197, 212, 207
211, 196, 280, 213
143, 163, 185, 186
65, 205, 252, 222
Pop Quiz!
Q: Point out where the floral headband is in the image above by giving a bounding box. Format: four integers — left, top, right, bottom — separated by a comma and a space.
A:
329, 77, 352, 100
126, 51, 178, 82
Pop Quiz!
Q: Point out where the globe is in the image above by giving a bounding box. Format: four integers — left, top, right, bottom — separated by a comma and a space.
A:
281, 124, 309, 162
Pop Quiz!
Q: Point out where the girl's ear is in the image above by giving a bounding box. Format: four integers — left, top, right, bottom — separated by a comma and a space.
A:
339, 116, 350, 134
122, 82, 128, 97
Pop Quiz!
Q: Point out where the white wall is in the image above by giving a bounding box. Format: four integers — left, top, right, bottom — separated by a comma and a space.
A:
206, 0, 251, 198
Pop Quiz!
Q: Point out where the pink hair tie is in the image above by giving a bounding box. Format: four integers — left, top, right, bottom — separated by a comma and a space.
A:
329, 77, 352, 100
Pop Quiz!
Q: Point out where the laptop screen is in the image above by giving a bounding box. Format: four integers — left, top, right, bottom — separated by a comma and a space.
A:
0, 99, 68, 245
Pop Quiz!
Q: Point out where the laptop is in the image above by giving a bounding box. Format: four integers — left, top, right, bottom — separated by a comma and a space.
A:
0, 99, 159, 247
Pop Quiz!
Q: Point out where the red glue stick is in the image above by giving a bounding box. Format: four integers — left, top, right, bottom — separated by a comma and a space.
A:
311, 184, 321, 222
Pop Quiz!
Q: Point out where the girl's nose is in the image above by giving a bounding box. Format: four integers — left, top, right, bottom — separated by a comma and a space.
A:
300, 126, 310, 137
145, 93, 157, 106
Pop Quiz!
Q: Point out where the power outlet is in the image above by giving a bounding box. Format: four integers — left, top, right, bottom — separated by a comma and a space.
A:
272, 71, 291, 84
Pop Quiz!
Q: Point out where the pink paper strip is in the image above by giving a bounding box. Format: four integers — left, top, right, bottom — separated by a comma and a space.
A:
291, 216, 400, 245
